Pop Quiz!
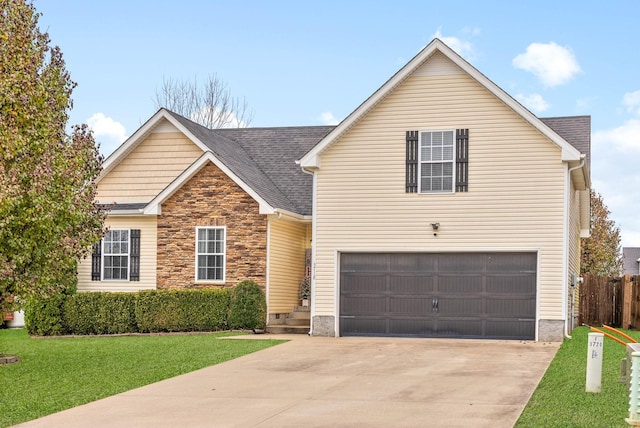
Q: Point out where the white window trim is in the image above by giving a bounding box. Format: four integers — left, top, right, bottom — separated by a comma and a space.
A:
195, 226, 226, 283
101, 228, 130, 281
418, 129, 456, 194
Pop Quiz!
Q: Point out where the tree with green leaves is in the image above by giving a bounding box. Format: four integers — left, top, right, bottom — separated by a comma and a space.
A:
581, 189, 623, 276
0, 0, 106, 316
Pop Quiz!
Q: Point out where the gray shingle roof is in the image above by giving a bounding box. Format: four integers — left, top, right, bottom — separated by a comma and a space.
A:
159, 110, 590, 217
541, 116, 591, 168
166, 110, 333, 216
623, 247, 640, 275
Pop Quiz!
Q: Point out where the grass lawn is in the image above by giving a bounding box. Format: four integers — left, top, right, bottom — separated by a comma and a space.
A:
0, 328, 284, 427
516, 326, 637, 428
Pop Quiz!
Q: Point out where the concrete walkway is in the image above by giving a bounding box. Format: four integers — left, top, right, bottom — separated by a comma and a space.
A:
14, 335, 559, 428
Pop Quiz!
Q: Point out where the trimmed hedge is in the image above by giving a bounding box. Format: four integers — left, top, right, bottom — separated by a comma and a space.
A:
135, 289, 231, 333
64, 292, 137, 335
24, 286, 261, 336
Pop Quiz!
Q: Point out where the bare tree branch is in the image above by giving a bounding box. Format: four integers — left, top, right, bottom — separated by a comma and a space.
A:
153, 74, 254, 128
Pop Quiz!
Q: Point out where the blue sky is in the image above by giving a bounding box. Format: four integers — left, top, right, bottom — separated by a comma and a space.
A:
37, 0, 640, 247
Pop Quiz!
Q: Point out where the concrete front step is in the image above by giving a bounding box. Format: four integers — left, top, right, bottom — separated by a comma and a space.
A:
288, 311, 311, 320
265, 325, 310, 335
285, 317, 310, 326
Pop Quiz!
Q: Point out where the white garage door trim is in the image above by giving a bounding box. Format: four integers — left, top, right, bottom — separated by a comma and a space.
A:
334, 248, 541, 340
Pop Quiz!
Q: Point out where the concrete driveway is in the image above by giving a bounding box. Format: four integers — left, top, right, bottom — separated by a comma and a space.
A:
14, 335, 558, 428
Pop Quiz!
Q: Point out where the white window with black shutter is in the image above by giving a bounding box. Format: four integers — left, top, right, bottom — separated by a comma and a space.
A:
406, 129, 468, 193
91, 229, 141, 281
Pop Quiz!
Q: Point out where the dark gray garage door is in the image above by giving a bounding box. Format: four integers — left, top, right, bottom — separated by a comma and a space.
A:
339, 252, 536, 339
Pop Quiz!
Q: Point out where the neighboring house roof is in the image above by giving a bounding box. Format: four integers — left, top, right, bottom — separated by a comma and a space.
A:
623, 247, 640, 275
299, 38, 587, 179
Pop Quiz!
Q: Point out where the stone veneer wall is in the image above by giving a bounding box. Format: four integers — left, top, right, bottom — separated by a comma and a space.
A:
157, 162, 267, 289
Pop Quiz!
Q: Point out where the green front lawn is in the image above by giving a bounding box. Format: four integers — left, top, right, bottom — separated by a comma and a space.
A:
0, 329, 284, 427
516, 326, 636, 428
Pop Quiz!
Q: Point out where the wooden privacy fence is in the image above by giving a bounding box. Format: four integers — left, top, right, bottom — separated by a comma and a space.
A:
579, 274, 640, 329
622, 275, 640, 330
579, 274, 622, 327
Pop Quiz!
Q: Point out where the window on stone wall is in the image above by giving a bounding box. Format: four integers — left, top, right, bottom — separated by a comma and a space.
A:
196, 227, 226, 282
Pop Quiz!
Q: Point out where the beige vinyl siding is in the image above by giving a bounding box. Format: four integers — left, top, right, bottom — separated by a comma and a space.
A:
568, 180, 582, 312
97, 132, 202, 203
77, 216, 157, 292
268, 218, 309, 313
313, 64, 567, 322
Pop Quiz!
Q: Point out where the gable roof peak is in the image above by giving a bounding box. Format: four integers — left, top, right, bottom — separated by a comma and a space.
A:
299, 37, 583, 169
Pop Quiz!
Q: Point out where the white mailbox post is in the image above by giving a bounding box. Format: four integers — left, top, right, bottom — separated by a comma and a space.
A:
586, 332, 604, 393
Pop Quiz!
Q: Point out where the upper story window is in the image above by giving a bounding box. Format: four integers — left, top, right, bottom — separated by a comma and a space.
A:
196, 227, 226, 282
103, 229, 130, 280
419, 130, 455, 193
406, 129, 468, 194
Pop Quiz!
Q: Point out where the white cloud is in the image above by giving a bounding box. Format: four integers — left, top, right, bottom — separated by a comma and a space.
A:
86, 113, 127, 156
432, 28, 474, 59
318, 112, 340, 125
512, 42, 581, 87
592, 118, 640, 247
593, 118, 640, 153
623, 90, 640, 115
516, 93, 550, 112
87, 113, 127, 142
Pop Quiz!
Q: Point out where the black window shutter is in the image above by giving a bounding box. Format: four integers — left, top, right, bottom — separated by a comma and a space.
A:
406, 131, 419, 193
455, 129, 469, 192
130, 229, 141, 281
91, 241, 102, 281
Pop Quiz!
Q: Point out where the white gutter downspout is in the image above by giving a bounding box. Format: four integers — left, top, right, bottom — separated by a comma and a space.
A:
299, 163, 316, 336
564, 156, 586, 339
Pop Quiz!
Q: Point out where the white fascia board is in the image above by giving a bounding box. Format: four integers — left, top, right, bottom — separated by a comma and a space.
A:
106, 209, 147, 216
99, 108, 210, 181
299, 38, 582, 168
299, 154, 321, 170
144, 151, 275, 216
272, 208, 312, 222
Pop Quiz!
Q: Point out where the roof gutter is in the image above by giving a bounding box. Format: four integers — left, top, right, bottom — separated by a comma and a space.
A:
272, 208, 311, 222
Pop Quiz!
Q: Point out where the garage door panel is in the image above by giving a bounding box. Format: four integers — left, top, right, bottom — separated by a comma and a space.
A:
392, 275, 435, 294
341, 317, 387, 335
486, 299, 536, 317
389, 253, 436, 272
436, 319, 483, 337
389, 297, 432, 314
341, 274, 387, 293
438, 276, 483, 294
341, 254, 389, 272
340, 252, 537, 340
438, 298, 483, 315
438, 254, 485, 272
487, 253, 537, 272
341, 296, 387, 315
486, 275, 536, 294
390, 319, 435, 336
